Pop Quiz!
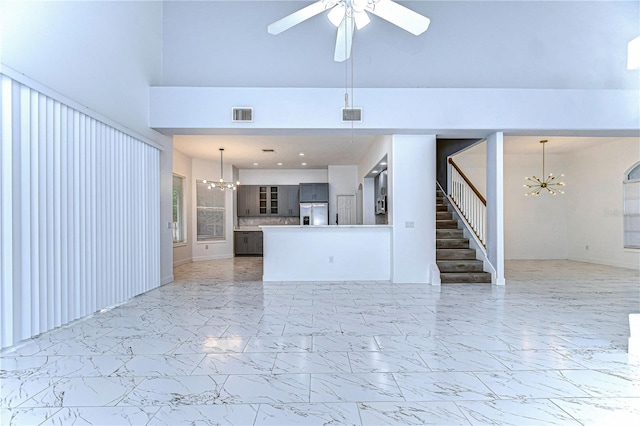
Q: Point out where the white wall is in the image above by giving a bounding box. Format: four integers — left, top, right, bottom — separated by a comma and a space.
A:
328, 165, 358, 226
173, 149, 194, 267
566, 138, 640, 269
161, 1, 638, 90
238, 168, 327, 185
390, 135, 438, 284
1, 0, 165, 143
504, 154, 568, 259
191, 158, 236, 261
262, 226, 391, 281
453, 138, 640, 269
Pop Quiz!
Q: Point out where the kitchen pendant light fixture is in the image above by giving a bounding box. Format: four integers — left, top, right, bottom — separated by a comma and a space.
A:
202, 148, 238, 191
524, 140, 565, 196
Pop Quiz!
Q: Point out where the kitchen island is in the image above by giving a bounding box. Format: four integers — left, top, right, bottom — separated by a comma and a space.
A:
261, 225, 392, 282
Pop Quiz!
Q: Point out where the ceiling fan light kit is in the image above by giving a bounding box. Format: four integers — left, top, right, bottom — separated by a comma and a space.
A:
267, 0, 430, 62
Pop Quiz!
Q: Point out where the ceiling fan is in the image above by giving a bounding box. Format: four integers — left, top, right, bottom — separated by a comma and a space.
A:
267, 0, 430, 62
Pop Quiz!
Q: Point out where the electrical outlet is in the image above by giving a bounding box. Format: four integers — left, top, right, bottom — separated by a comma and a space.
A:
329, 256, 334, 263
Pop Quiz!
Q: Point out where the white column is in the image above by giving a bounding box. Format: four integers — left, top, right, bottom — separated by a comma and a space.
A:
390, 134, 439, 285
486, 132, 505, 285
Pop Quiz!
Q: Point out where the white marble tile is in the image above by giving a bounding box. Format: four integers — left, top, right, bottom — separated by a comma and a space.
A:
120, 375, 227, 406
558, 369, 640, 397
348, 351, 431, 373
473, 370, 592, 399
310, 373, 404, 403
108, 337, 183, 356
0, 407, 62, 426
113, 353, 205, 377
456, 399, 582, 425
419, 350, 510, 372
358, 401, 469, 425
312, 335, 380, 352
219, 374, 310, 404
0, 377, 60, 408
174, 337, 250, 354
243, 336, 312, 353
273, 352, 352, 374
374, 335, 448, 352
20, 377, 142, 407
486, 349, 583, 371
550, 397, 640, 425
394, 372, 496, 402
436, 334, 515, 352
255, 403, 361, 425
149, 404, 259, 425
42, 406, 159, 425
192, 353, 277, 375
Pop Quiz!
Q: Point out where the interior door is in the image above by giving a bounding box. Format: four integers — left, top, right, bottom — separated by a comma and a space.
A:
337, 195, 356, 225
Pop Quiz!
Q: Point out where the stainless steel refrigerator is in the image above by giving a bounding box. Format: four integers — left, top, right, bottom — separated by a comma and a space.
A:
300, 203, 328, 226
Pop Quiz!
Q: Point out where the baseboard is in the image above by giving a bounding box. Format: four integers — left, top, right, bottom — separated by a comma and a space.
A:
192, 254, 234, 262
161, 274, 174, 285
566, 256, 640, 271
173, 258, 192, 267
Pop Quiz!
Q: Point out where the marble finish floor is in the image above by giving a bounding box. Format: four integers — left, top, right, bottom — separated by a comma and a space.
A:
2, 259, 640, 425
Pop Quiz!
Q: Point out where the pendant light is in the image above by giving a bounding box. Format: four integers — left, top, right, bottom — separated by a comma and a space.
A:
524, 140, 565, 196
202, 148, 238, 191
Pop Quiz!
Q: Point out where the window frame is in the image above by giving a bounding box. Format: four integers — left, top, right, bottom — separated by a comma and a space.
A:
623, 162, 640, 250
172, 173, 187, 245
196, 179, 226, 242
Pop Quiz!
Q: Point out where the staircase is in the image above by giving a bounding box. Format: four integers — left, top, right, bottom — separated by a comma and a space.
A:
436, 188, 492, 284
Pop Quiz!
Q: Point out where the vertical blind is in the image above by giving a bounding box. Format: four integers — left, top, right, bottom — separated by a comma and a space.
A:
0, 74, 160, 349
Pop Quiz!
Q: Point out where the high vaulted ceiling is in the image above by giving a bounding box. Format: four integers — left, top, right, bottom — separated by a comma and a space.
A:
165, 1, 639, 168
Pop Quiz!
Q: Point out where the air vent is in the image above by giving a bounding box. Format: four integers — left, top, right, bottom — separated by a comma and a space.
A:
262, 149, 275, 153
232, 107, 253, 122
342, 107, 362, 122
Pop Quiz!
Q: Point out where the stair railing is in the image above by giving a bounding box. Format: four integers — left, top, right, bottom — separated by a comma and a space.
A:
448, 158, 486, 246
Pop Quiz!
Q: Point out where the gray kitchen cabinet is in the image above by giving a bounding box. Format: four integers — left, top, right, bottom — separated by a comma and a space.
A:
234, 231, 263, 255
237, 186, 260, 217
279, 185, 300, 216
299, 183, 329, 202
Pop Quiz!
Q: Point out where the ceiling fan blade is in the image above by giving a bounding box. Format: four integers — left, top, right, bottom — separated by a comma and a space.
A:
268, 1, 328, 35
368, 0, 430, 36
334, 15, 355, 62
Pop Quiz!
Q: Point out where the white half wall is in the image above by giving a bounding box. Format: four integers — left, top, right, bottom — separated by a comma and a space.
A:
262, 226, 391, 281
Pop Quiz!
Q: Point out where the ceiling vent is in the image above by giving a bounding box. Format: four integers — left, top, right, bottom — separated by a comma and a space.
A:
262, 149, 275, 153
232, 107, 253, 123
342, 107, 362, 122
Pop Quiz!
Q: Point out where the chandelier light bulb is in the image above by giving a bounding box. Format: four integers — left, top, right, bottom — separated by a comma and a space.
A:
524, 140, 566, 197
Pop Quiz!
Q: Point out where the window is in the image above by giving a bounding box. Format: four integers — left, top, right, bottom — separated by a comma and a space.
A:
196, 179, 226, 241
624, 163, 640, 249
172, 174, 186, 244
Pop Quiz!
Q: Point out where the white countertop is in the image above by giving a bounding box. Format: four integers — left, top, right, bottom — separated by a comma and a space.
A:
233, 226, 263, 232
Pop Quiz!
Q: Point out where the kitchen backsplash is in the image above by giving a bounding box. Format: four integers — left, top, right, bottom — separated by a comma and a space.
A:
239, 217, 300, 226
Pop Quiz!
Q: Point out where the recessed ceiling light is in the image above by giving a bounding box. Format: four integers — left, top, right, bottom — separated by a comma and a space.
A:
372, 170, 378, 173
380, 162, 387, 166
253, 162, 259, 166
277, 162, 283, 166
299, 153, 305, 156
301, 162, 307, 166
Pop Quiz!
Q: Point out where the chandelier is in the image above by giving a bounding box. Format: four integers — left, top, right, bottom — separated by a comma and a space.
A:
524, 140, 565, 196
202, 148, 238, 191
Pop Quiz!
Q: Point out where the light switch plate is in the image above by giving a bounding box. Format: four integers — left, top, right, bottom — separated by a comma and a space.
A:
405, 221, 414, 228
